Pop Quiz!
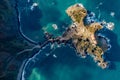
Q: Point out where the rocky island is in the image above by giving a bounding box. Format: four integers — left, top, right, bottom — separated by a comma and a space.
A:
45, 3, 109, 69
63, 3, 108, 69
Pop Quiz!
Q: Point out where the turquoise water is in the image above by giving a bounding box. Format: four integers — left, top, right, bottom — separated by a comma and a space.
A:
19, 0, 120, 80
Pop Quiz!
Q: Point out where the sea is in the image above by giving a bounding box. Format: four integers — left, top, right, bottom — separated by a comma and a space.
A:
17, 0, 120, 80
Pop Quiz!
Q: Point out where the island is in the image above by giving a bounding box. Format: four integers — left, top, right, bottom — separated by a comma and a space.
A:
45, 3, 109, 69
65, 3, 108, 69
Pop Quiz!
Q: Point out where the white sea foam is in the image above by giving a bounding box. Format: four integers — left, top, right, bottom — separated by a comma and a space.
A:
110, 12, 115, 17
45, 53, 50, 56
30, 3, 38, 10
51, 44, 54, 49
101, 20, 114, 30
27, 0, 30, 3
57, 45, 61, 48
77, 3, 84, 8
53, 54, 57, 58
52, 24, 58, 30
96, 2, 103, 9
106, 22, 114, 30
99, 2, 103, 5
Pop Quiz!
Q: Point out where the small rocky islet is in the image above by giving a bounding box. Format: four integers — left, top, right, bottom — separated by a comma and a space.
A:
42, 3, 111, 69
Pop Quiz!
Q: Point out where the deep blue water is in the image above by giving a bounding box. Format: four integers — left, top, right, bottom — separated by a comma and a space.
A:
17, 0, 120, 80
